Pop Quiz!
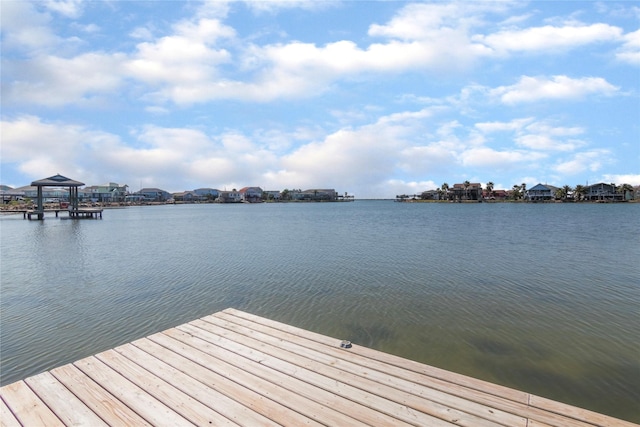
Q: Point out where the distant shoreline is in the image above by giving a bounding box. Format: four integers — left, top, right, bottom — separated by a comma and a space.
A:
2, 198, 636, 214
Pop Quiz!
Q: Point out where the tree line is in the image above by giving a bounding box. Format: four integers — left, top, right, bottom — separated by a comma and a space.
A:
398, 181, 636, 201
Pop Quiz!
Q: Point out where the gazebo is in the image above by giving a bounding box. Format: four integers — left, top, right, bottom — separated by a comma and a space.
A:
30, 174, 85, 220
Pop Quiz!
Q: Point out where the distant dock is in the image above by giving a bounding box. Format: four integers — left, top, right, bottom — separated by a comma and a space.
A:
20, 208, 103, 220
1, 308, 636, 426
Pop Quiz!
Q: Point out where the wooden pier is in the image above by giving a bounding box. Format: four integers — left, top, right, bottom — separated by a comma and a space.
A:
22, 208, 103, 220
1, 309, 636, 426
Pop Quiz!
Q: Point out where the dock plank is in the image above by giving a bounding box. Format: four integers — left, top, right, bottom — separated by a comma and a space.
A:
219, 309, 623, 427
73, 356, 193, 426
0, 397, 21, 427
223, 308, 530, 402
1, 308, 637, 427
24, 371, 109, 426
96, 347, 238, 426
141, 334, 326, 426
0, 381, 64, 427
114, 342, 278, 427
50, 363, 152, 426
154, 328, 362, 426
204, 312, 526, 427
175, 322, 423, 427
185, 318, 503, 427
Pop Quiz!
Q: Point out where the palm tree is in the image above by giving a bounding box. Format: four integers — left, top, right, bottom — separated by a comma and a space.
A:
574, 185, 586, 202
463, 180, 470, 200
521, 183, 527, 201
562, 185, 573, 201
441, 183, 449, 201
511, 184, 522, 200
555, 188, 564, 200
618, 183, 634, 201
485, 182, 494, 199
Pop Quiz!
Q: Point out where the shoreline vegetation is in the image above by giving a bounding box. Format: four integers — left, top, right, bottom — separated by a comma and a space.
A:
396, 181, 637, 203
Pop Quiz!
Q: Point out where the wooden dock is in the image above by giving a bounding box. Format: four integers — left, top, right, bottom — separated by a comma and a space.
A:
22, 208, 103, 220
1, 308, 636, 426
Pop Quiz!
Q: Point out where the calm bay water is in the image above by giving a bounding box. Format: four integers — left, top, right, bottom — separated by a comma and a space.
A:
1, 200, 639, 422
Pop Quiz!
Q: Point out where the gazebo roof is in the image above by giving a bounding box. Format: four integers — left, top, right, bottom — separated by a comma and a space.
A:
31, 174, 84, 187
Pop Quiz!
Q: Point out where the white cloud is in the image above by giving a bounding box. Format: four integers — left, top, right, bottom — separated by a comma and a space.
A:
243, 0, 336, 14
369, 3, 466, 40
554, 150, 611, 175
383, 179, 440, 196
399, 144, 457, 175
280, 125, 402, 189
515, 122, 586, 151
491, 75, 619, 104
43, 0, 84, 18
515, 135, 584, 152
474, 23, 623, 54
460, 147, 546, 168
0, 116, 119, 180
601, 174, 640, 185
475, 117, 587, 152
616, 29, 640, 65
126, 19, 233, 82
0, 1, 61, 52
4, 52, 125, 107
130, 26, 155, 41
475, 118, 535, 133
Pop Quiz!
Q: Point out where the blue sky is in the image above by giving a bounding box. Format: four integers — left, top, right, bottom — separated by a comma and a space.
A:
1, 1, 638, 198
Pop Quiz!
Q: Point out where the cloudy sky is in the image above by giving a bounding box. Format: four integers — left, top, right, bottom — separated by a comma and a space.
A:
1, 1, 638, 198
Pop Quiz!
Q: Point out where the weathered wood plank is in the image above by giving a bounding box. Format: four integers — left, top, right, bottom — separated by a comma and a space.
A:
174, 323, 421, 427
137, 335, 324, 426
223, 308, 529, 402
50, 363, 152, 426
185, 318, 505, 427
220, 309, 625, 427
206, 313, 528, 427
24, 371, 108, 426
73, 355, 193, 426
96, 347, 238, 426
154, 329, 370, 426
0, 381, 64, 426
115, 341, 279, 427
0, 397, 21, 427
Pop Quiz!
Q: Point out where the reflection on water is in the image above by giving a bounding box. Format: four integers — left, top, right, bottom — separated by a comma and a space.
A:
1, 201, 639, 422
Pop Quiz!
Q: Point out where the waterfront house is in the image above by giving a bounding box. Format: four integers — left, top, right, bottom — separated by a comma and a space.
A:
217, 190, 242, 203
83, 183, 128, 203
482, 189, 508, 200
292, 189, 338, 201
238, 187, 263, 203
526, 184, 558, 201
450, 183, 482, 201
12, 185, 69, 202
135, 188, 172, 202
172, 191, 201, 202
194, 188, 220, 200
420, 190, 439, 200
263, 190, 282, 201
1, 186, 26, 203
585, 183, 621, 202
